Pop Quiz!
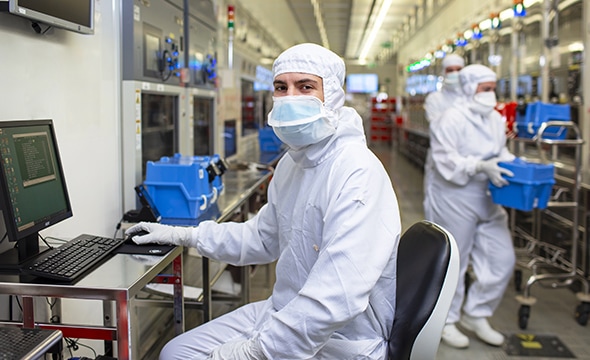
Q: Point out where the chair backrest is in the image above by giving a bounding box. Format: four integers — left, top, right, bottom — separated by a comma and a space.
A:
388, 220, 460, 360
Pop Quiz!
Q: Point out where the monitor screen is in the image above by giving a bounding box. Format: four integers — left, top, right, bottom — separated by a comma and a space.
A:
0, 120, 73, 269
346, 73, 379, 93
2, 0, 94, 35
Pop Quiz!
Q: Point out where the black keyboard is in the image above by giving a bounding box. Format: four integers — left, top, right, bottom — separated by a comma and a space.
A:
21, 234, 124, 282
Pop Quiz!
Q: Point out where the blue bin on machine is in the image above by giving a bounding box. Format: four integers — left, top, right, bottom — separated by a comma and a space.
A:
258, 127, 283, 153
489, 158, 555, 212
144, 154, 218, 223
193, 154, 225, 200
515, 101, 569, 140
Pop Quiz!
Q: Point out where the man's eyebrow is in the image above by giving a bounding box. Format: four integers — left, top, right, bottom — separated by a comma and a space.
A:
273, 79, 286, 86
295, 78, 319, 85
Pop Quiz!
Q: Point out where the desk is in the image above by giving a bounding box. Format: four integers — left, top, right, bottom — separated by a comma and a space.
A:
0, 246, 183, 360
0, 165, 276, 359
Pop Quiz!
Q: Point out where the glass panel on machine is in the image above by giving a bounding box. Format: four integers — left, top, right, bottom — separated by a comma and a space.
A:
141, 93, 178, 177
241, 79, 257, 136
193, 96, 213, 155
224, 119, 237, 158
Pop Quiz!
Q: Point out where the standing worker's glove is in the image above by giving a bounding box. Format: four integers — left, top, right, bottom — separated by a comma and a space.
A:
208, 338, 267, 360
476, 157, 514, 187
125, 222, 199, 248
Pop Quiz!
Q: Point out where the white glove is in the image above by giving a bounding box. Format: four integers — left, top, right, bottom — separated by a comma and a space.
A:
207, 338, 267, 360
476, 157, 514, 187
125, 222, 198, 247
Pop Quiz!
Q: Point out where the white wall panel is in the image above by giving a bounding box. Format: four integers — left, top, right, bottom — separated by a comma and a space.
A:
0, 0, 122, 241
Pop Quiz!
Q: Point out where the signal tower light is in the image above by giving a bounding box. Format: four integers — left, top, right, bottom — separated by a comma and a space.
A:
228, 5, 235, 29
490, 12, 501, 29
471, 23, 482, 40
455, 32, 467, 47
513, 0, 526, 17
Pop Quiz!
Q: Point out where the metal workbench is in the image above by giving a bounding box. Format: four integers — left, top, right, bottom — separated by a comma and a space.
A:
0, 245, 184, 360
0, 161, 277, 359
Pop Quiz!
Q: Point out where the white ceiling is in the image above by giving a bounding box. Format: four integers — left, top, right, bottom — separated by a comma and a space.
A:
234, 0, 421, 65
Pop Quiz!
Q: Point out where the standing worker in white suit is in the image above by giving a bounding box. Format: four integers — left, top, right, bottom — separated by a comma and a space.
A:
127, 43, 402, 360
423, 54, 465, 123
423, 54, 465, 217
424, 64, 516, 349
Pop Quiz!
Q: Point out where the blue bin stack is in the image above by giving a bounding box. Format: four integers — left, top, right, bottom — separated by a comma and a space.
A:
258, 127, 283, 153
144, 153, 226, 224
489, 158, 555, 212
516, 101, 570, 140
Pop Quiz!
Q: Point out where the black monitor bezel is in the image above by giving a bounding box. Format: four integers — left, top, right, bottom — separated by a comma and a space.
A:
0, 119, 73, 248
1, 0, 95, 35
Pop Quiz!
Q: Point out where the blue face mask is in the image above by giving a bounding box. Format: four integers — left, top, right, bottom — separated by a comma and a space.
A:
444, 71, 460, 88
268, 95, 336, 150
272, 118, 335, 150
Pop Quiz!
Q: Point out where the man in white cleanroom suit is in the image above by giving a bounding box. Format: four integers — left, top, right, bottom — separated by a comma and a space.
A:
423, 54, 465, 218
423, 54, 465, 124
127, 43, 401, 360
423, 64, 516, 349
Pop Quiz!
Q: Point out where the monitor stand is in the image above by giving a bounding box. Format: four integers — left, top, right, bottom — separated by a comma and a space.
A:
0, 233, 45, 272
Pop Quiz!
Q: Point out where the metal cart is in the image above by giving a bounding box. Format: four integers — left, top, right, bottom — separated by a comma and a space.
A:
510, 121, 590, 329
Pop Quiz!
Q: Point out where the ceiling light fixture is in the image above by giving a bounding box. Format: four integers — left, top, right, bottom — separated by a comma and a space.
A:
311, 0, 330, 49
359, 0, 393, 64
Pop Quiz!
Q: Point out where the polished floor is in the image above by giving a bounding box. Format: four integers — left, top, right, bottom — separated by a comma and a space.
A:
245, 143, 590, 360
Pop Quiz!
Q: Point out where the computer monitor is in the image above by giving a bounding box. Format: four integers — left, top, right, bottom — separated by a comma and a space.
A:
0, 119, 73, 271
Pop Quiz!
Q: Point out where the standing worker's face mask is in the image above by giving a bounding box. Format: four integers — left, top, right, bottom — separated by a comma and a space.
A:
444, 71, 460, 86
268, 95, 336, 150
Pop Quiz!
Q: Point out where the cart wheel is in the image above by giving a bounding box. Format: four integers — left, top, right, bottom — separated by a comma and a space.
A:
518, 305, 530, 329
514, 270, 522, 292
575, 302, 590, 326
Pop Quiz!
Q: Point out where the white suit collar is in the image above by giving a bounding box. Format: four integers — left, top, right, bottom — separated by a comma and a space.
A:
286, 107, 366, 168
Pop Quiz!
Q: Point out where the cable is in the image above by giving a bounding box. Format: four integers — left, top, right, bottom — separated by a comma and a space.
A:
64, 338, 97, 359
114, 215, 124, 240
14, 296, 22, 313
158, 49, 173, 81
30, 21, 52, 35
0, 232, 7, 245
39, 234, 54, 250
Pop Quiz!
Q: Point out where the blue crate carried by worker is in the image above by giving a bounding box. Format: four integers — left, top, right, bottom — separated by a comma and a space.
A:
489, 158, 555, 212
144, 153, 226, 223
258, 126, 283, 153
515, 101, 569, 140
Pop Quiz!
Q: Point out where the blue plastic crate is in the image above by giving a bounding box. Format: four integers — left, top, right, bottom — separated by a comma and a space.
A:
516, 101, 569, 139
258, 127, 283, 153
489, 158, 555, 211
192, 154, 225, 200
144, 154, 220, 220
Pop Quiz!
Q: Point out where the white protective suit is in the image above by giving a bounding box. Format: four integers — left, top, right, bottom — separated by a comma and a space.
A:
423, 54, 465, 207
160, 44, 401, 360
423, 64, 516, 324
423, 54, 465, 124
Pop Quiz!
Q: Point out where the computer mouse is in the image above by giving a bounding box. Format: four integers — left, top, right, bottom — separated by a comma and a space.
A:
125, 229, 150, 243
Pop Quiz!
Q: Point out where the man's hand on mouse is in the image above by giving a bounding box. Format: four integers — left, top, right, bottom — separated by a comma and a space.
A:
125, 222, 199, 247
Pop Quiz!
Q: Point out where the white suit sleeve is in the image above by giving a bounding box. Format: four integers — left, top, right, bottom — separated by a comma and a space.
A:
429, 109, 480, 185
194, 201, 281, 265
424, 92, 442, 123
258, 158, 400, 359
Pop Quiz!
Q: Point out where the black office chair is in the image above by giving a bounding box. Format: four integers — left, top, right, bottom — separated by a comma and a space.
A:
388, 220, 460, 360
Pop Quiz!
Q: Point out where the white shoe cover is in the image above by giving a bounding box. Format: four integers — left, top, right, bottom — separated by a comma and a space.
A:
441, 323, 469, 349
460, 315, 505, 346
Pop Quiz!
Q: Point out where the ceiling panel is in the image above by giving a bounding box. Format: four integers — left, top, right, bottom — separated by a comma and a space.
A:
235, 0, 421, 64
